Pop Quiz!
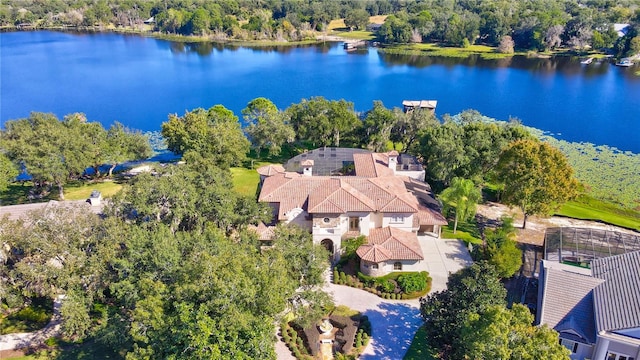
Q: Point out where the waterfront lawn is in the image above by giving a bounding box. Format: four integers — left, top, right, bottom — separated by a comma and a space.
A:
380, 43, 518, 59
404, 325, 438, 360
331, 30, 376, 40
555, 197, 640, 231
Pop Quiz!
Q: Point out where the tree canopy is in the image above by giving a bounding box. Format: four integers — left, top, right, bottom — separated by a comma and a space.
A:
161, 105, 250, 168
459, 304, 570, 360
1, 112, 150, 200
286, 96, 360, 147
495, 140, 578, 228
438, 177, 481, 234
242, 97, 294, 156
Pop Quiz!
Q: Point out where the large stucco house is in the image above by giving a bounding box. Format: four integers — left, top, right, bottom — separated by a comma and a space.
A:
255, 147, 447, 276
536, 251, 640, 360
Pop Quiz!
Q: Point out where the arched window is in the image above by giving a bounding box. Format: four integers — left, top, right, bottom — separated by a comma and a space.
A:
394, 262, 402, 270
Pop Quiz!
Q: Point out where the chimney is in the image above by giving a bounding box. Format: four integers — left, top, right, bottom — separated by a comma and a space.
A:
301, 159, 314, 176
388, 151, 399, 175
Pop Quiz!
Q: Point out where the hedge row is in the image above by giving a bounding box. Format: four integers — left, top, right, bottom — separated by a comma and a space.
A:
281, 322, 313, 360
333, 269, 431, 299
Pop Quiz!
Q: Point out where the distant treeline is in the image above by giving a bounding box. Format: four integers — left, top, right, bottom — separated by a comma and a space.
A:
2, 0, 639, 56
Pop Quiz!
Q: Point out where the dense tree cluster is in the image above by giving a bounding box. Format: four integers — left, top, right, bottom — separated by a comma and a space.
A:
419, 262, 569, 359
415, 110, 532, 189
0, 157, 331, 358
3, 1, 639, 55
1, 112, 151, 200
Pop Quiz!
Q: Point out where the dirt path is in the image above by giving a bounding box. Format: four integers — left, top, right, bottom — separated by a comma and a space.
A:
476, 202, 638, 246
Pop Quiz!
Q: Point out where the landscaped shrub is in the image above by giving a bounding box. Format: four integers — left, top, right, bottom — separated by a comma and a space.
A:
397, 272, 429, 293
378, 278, 395, 293
333, 269, 339, 283
357, 272, 376, 287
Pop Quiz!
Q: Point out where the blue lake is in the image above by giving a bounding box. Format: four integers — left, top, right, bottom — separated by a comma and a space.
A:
1, 30, 639, 152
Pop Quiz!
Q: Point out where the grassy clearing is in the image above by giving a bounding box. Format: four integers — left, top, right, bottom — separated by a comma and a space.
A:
404, 325, 438, 360
0, 298, 53, 334
327, 19, 346, 31
441, 221, 483, 245
1, 180, 123, 205
379, 43, 519, 59
230, 167, 261, 197
330, 30, 376, 40
63, 180, 123, 201
556, 197, 640, 231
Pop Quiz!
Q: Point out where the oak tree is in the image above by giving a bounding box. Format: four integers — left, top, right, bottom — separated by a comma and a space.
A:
495, 140, 578, 228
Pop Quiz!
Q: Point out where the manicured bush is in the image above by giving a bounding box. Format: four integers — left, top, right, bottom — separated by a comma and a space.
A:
397, 272, 429, 293
378, 278, 395, 293
333, 269, 339, 283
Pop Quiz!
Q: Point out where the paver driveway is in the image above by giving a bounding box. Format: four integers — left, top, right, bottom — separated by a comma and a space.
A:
276, 237, 472, 359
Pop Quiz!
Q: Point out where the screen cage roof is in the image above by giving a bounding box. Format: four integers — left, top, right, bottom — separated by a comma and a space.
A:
544, 227, 640, 268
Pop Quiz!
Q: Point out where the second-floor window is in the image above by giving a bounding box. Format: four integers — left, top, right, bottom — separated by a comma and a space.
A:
390, 215, 404, 224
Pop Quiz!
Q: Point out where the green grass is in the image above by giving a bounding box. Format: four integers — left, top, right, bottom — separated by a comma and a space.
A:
0, 298, 53, 334
404, 325, 438, 360
63, 180, 123, 201
331, 305, 360, 318
441, 220, 483, 245
230, 167, 261, 197
330, 30, 376, 40
555, 196, 640, 231
1, 180, 123, 205
379, 43, 520, 59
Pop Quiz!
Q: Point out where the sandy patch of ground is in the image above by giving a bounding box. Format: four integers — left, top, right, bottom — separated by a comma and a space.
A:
477, 202, 638, 246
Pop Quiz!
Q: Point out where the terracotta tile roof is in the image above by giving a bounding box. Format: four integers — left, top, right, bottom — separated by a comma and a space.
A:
256, 164, 285, 177
300, 159, 314, 166
308, 179, 377, 213
357, 227, 424, 262
259, 173, 446, 224
248, 222, 276, 240
356, 244, 393, 262
353, 153, 394, 178
416, 206, 448, 226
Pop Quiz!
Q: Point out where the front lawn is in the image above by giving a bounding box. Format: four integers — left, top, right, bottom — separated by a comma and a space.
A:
441, 221, 482, 245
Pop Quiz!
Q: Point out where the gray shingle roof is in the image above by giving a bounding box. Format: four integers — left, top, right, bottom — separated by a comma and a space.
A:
539, 265, 603, 343
591, 250, 640, 332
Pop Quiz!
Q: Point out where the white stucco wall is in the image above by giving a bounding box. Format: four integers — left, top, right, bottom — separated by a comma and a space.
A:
382, 213, 414, 232
360, 259, 423, 276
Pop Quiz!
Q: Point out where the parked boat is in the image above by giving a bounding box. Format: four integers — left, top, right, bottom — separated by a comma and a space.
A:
580, 57, 593, 65
615, 58, 635, 67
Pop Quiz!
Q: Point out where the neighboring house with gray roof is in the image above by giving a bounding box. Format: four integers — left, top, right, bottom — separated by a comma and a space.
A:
537, 252, 640, 360
256, 149, 447, 275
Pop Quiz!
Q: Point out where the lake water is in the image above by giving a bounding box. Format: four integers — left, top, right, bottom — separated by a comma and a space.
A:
1, 30, 639, 152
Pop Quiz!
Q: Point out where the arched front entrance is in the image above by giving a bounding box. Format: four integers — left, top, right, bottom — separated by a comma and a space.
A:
321, 239, 334, 255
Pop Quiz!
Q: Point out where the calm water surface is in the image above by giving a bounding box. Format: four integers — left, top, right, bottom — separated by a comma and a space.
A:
1, 31, 639, 152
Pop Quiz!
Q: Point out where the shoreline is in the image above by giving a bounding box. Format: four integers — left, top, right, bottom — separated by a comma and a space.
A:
1, 26, 622, 61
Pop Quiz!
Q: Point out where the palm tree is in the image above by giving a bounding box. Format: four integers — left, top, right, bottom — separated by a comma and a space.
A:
438, 177, 481, 234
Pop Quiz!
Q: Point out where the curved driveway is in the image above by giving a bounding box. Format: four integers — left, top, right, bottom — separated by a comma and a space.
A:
276, 237, 472, 359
